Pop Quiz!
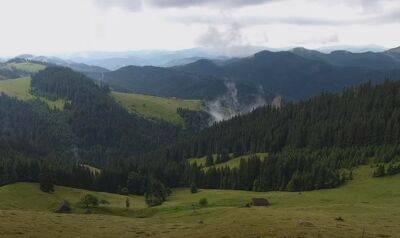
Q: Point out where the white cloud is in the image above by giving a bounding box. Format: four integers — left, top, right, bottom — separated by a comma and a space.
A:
0, 0, 398, 56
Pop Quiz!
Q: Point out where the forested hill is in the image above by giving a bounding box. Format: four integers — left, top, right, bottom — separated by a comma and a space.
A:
97, 50, 400, 110
30, 67, 179, 164
101, 65, 227, 100
161, 80, 400, 160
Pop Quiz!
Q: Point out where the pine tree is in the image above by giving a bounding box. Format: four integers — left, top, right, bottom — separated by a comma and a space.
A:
205, 154, 214, 167
39, 168, 54, 193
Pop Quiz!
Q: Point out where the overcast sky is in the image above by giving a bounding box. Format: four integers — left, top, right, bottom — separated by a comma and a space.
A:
0, 0, 399, 56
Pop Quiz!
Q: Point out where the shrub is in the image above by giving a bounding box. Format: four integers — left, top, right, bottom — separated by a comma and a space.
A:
120, 187, 129, 195
145, 194, 163, 207
99, 199, 110, 205
199, 198, 208, 207
373, 164, 386, 177
80, 194, 99, 208
39, 169, 54, 193
190, 183, 198, 193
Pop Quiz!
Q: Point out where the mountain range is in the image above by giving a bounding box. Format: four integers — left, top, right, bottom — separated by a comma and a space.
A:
4, 45, 400, 121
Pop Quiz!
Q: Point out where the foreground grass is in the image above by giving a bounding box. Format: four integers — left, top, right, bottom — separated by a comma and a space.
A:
112, 91, 203, 125
0, 166, 399, 237
0, 77, 65, 109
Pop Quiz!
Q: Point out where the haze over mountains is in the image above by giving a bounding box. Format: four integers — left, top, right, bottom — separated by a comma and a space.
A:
3, 45, 400, 121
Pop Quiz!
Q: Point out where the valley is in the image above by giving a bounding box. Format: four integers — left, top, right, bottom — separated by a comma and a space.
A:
1, 28, 400, 238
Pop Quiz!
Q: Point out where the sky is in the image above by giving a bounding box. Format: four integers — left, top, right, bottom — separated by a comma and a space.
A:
0, 0, 399, 56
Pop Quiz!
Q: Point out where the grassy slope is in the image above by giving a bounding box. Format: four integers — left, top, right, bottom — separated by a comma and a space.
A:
0, 166, 399, 237
112, 91, 203, 125
0, 77, 65, 109
7, 62, 46, 73
188, 153, 268, 169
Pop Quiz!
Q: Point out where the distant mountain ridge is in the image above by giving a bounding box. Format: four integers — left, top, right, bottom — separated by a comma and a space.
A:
94, 47, 400, 121
291, 47, 400, 70
12, 54, 109, 77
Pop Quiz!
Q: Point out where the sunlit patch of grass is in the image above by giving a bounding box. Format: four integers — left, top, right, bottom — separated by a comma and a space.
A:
0, 77, 65, 110
112, 91, 203, 125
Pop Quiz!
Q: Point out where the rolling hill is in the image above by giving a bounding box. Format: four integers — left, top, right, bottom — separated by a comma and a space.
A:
100, 65, 227, 100
0, 77, 65, 109
292, 47, 400, 70
97, 49, 400, 116
0, 61, 46, 80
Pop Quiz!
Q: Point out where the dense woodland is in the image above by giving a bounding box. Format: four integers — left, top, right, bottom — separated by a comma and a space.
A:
31, 67, 179, 165
164, 80, 400, 159
1, 65, 400, 202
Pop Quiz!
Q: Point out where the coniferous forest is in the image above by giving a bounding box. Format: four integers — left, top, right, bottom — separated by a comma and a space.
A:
1, 66, 400, 198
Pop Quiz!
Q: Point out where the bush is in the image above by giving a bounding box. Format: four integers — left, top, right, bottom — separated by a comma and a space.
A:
99, 199, 110, 205
145, 194, 163, 207
80, 194, 99, 208
190, 183, 198, 194
120, 187, 129, 195
144, 177, 171, 207
373, 164, 386, 177
39, 169, 54, 193
199, 198, 208, 207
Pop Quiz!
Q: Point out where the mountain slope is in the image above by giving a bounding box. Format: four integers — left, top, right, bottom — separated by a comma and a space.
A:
161, 79, 400, 159
101, 65, 227, 100
112, 91, 203, 125
100, 50, 400, 107
31, 67, 179, 163
292, 47, 400, 70
222, 50, 400, 100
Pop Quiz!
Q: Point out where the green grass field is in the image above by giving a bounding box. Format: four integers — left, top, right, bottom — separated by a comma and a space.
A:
0, 77, 65, 109
7, 62, 46, 73
0, 165, 399, 237
112, 91, 203, 125
188, 153, 268, 169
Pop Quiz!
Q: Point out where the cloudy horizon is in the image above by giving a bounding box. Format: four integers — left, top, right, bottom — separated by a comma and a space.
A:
0, 0, 399, 56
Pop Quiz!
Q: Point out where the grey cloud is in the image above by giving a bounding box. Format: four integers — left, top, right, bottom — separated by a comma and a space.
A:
170, 15, 346, 26
147, 0, 281, 8
196, 22, 244, 49
196, 22, 266, 56
93, 0, 142, 11
295, 34, 339, 45
93, 0, 393, 11
170, 6, 400, 27
93, 0, 281, 10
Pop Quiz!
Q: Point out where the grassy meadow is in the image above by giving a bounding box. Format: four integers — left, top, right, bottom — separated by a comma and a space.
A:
0, 165, 399, 237
7, 62, 46, 73
188, 153, 268, 169
0, 76, 65, 109
112, 91, 203, 125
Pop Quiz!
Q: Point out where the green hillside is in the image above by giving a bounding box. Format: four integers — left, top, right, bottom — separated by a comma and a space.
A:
0, 77, 65, 109
0, 166, 399, 237
112, 91, 203, 125
189, 153, 268, 169
7, 62, 46, 73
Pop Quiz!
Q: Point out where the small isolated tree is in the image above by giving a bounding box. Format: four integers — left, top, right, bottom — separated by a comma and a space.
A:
81, 194, 99, 208
144, 177, 170, 207
39, 168, 54, 193
125, 197, 130, 208
190, 183, 198, 194
199, 198, 208, 207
